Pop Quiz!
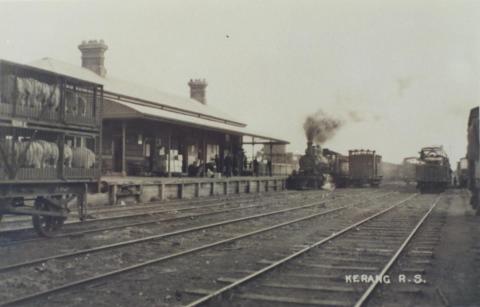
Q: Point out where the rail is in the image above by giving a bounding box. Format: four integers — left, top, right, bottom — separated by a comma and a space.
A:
0, 191, 387, 306
184, 193, 418, 306
353, 195, 440, 306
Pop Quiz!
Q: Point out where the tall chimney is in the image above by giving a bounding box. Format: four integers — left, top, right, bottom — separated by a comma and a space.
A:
78, 39, 108, 77
188, 79, 208, 104
306, 141, 313, 155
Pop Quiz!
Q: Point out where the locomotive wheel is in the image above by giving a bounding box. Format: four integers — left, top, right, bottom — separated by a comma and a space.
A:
32, 199, 65, 237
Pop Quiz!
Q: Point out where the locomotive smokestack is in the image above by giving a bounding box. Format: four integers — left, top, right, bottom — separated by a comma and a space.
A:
307, 141, 313, 152
306, 141, 314, 156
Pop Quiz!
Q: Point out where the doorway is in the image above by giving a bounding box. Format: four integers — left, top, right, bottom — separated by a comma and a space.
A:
113, 136, 123, 173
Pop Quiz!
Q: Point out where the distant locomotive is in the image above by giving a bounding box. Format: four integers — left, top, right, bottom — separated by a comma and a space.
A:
415, 146, 451, 193
348, 149, 382, 187
287, 142, 330, 189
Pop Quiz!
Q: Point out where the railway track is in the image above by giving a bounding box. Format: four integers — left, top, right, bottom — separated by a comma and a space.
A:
0, 192, 344, 272
364, 198, 449, 306
0, 190, 308, 233
0, 189, 367, 249
182, 194, 440, 307
0, 190, 393, 306
0, 189, 339, 245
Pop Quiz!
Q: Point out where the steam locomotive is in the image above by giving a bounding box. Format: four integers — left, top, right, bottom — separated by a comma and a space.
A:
287, 142, 381, 190
287, 142, 331, 190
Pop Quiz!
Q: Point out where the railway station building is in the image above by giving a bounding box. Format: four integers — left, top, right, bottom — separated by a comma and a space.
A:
29, 40, 290, 202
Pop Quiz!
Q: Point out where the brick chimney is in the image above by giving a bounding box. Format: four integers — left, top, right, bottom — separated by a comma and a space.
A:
188, 79, 208, 104
78, 39, 108, 77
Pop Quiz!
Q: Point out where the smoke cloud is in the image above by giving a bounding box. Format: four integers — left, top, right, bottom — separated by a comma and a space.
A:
348, 110, 364, 123
303, 110, 343, 144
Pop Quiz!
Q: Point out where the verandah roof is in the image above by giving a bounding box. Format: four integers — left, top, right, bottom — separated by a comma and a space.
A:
104, 98, 289, 145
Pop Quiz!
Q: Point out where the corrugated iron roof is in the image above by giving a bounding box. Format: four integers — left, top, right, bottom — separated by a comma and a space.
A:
105, 98, 288, 144
28, 57, 245, 126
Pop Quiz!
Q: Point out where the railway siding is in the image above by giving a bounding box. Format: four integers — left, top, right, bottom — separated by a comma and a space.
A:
0, 189, 395, 306
0, 190, 328, 246
2, 188, 473, 307
181, 194, 437, 306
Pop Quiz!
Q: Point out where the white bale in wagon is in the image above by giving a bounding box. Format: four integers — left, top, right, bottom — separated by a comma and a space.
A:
64, 144, 73, 168
34, 81, 60, 111
14, 141, 43, 168
36, 140, 59, 168
16, 78, 36, 108
72, 147, 96, 168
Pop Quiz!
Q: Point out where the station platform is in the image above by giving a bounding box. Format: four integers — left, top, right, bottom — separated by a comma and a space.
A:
100, 175, 289, 205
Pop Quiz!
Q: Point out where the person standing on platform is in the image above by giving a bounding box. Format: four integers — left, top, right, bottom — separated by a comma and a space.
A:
243, 156, 248, 175
253, 158, 259, 177
214, 154, 220, 174
224, 153, 233, 177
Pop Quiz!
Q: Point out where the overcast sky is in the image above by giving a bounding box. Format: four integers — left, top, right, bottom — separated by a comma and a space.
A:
0, 0, 479, 163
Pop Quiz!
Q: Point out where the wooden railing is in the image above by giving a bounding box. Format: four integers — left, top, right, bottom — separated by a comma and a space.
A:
0, 166, 100, 181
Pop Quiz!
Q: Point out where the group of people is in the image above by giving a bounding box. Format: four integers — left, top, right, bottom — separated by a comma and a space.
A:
187, 152, 272, 178
188, 154, 238, 177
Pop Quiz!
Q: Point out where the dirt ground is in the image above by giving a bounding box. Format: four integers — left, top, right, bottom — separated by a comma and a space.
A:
1, 186, 478, 307
431, 190, 480, 306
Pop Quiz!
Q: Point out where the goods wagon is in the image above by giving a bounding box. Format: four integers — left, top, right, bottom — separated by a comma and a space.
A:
0, 60, 103, 236
415, 146, 451, 193
322, 148, 349, 188
467, 107, 480, 215
348, 149, 382, 187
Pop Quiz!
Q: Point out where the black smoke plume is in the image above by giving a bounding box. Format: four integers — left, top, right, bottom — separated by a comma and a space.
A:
303, 110, 342, 144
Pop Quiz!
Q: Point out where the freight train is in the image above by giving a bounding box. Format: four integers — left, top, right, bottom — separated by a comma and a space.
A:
287, 142, 382, 190
415, 146, 451, 193
0, 60, 103, 236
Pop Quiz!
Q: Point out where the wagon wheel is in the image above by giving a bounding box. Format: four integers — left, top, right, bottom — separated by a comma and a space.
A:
32, 198, 65, 237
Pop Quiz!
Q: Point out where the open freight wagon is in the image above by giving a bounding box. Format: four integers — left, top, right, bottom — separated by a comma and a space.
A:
0, 60, 103, 236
